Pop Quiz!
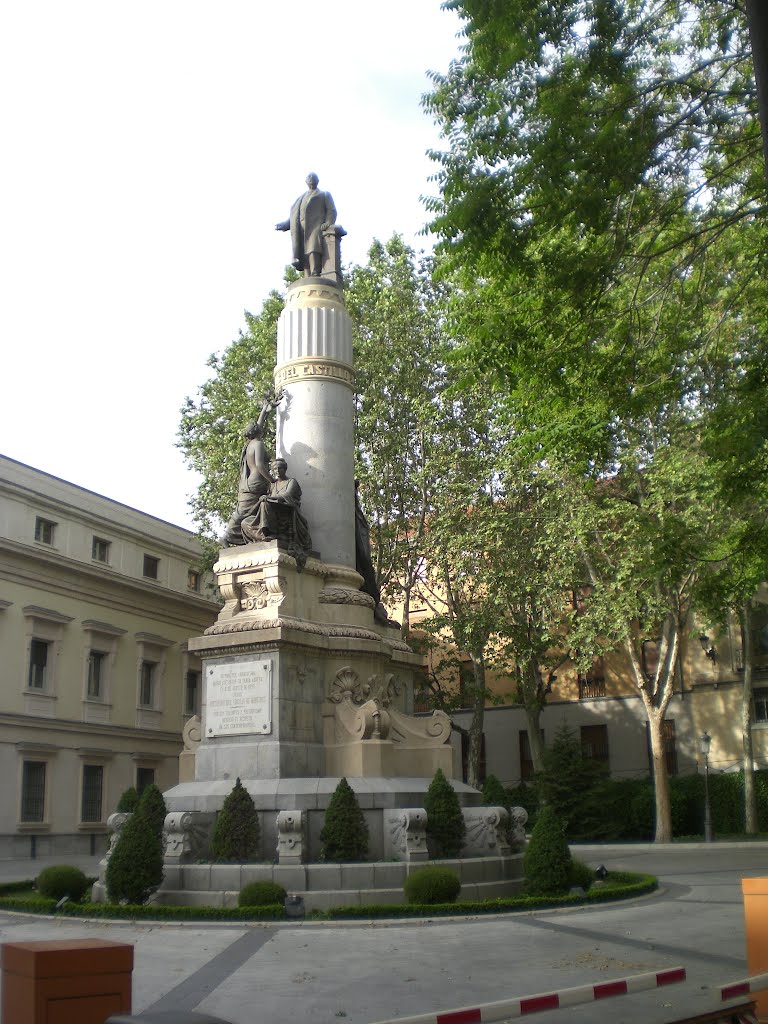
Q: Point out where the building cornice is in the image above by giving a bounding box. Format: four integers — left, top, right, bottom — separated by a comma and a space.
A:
0, 710, 183, 746
0, 458, 199, 553
0, 537, 218, 630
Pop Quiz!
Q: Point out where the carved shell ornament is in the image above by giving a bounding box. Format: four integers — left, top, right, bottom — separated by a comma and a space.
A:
329, 667, 364, 704
240, 580, 269, 610
329, 668, 404, 707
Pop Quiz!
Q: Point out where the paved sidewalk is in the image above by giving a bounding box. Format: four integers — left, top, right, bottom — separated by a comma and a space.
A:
0, 852, 103, 883
0, 844, 766, 1024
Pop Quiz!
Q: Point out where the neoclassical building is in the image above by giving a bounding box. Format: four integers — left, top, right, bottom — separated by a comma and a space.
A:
407, 588, 768, 788
0, 455, 219, 858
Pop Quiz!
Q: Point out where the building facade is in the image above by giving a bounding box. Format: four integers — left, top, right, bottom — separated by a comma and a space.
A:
409, 591, 768, 789
0, 456, 219, 858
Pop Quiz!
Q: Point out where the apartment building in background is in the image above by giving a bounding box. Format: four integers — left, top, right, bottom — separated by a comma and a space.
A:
408, 584, 768, 788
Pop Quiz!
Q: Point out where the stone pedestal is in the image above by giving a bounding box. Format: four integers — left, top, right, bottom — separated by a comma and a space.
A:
181, 543, 425, 787
155, 541, 477, 869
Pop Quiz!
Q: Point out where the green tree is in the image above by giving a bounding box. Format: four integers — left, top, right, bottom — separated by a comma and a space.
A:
424, 0, 768, 842
138, 783, 167, 840
523, 804, 572, 896
116, 787, 139, 813
210, 778, 260, 863
106, 805, 164, 904
178, 289, 285, 541
481, 774, 510, 813
424, 767, 466, 857
347, 236, 448, 640
319, 777, 369, 862
534, 723, 607, 837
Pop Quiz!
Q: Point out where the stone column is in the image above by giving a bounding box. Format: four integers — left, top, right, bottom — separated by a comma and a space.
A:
274, 277, 355, 568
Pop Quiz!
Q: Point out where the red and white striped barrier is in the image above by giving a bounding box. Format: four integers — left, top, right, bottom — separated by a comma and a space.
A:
369, 966, 687, 1024
721, 971, 768, 1001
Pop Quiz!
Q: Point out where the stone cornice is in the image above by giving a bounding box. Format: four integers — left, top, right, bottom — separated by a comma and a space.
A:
22, 605, 75, 624
0, 464, 201, 555
0, 537, 219, 630
0, 709, 182, 745
81, 619, 128, 637
135, 631, 176, 648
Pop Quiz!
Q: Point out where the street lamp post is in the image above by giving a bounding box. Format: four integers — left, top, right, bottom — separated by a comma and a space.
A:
700, 731, 713, 843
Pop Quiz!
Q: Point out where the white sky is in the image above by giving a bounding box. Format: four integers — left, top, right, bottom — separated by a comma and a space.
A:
0, 1, 464, 531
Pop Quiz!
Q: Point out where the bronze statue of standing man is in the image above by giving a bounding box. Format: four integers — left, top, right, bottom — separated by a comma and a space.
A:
276, 172, 337, 277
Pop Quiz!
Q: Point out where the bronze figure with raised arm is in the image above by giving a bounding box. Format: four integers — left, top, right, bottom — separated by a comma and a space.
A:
221, 391, 283, 547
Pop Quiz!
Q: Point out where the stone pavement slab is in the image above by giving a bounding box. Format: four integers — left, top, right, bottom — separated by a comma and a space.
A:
0, 844, 764, 1024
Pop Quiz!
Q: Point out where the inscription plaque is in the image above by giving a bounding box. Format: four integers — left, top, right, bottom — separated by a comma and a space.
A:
205, 657, 272, 737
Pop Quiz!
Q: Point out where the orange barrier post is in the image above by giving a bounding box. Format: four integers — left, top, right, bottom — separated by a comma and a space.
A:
742, 879, 768, 1022
1, 939, 133, 1024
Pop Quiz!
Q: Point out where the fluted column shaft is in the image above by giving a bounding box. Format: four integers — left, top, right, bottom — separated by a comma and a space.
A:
274, 278, 355, 568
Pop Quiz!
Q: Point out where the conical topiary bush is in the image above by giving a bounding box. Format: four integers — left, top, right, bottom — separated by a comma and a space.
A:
320, 777, 369, 862
138, 783, 167, 839
481, 773, 511, 813
210, 778, 260, 862
116, 786, 139, 813
523, 803, 572, 896
424, 767, 466, 858
105, 803, 164, 904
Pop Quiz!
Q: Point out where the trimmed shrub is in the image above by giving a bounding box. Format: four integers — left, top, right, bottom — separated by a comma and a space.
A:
481, 774, 511, 813
239, 881, 287, 907
424, 768, 466, 858
36, 865, 89, 902
320, 777, 369, 862
210, 778, 260, 862
507, 782, 539, 827
106, 805, 164, 904
534, 723, 607, 837
568, 858, 594, 892
116, 787, 139, 813
139, 783, 167, 839
523, 804, 572, 896
403, 866, 461, 905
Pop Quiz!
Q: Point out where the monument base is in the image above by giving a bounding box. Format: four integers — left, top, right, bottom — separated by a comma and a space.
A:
156, 854, 525, 913
89, 543, 528, 908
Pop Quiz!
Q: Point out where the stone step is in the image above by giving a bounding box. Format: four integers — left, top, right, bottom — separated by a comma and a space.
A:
161, 855, 523, 897
159, 876, 524, 913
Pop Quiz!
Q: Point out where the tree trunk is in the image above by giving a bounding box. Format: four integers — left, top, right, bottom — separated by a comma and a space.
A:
645, 705, 672, 842
523, 703, 545, 775
400, 585, 411, 643
624, 619, 680, 844
466, 652, 486, 789
741, 600, 757, 834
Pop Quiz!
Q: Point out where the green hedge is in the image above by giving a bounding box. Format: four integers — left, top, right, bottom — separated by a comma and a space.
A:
509, 770, 768, 840
317, 871, 658, 918
0, 871, 656, 921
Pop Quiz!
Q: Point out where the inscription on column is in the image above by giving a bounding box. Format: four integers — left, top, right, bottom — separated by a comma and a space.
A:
205, 657, 272, 737
274, 359, 354, 389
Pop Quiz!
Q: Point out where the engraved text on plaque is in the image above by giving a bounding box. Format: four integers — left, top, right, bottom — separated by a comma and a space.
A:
205, 658, 272, 737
